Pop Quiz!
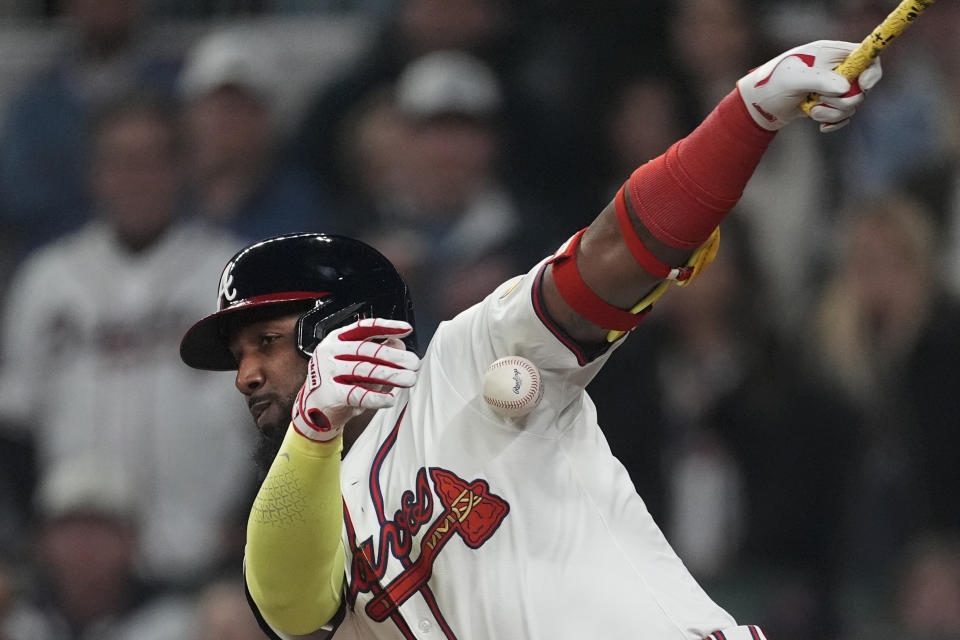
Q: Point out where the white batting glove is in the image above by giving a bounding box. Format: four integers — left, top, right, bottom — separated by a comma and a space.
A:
291, 318, 420, 442
737, 40, 882, 133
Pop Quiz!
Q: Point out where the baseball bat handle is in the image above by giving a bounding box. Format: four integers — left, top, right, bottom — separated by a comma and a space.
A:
800, 0, 936, 115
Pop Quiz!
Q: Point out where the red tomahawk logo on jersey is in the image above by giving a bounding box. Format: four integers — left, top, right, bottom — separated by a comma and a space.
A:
365, 468, 509, 622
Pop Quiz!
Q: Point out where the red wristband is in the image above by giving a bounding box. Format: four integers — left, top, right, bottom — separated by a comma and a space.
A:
614, 184, 692, 282
550, 229, 652, 331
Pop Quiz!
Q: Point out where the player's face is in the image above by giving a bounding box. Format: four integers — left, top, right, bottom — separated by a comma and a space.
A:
228, 313, 308, 467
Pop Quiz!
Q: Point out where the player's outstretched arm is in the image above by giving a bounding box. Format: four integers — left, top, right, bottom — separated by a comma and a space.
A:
245, 319, 420, 637
541, 40, 881, 345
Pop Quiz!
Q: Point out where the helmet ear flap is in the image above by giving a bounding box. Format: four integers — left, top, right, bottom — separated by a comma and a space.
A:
295, 300, 368, 357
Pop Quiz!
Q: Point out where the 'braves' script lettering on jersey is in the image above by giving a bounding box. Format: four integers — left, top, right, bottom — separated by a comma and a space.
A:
345, 408, 510, 638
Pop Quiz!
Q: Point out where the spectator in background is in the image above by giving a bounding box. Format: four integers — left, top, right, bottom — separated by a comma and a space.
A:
294, 0, 513, 198
891, 532, 960, 640
194, 576, 266, 640
294, 0, 600, 227
0, 95, 254, 588
595, 73, 692, 205
668, 0, 756, 115
334, 88, 413, 231
907, 2, 960, 296
17, 455, 195, 640
353, 50, 544, 340
805, 194, 960, 630
178, 27, 340, 242
842, 530, 960, 640
0, 0, 181, 264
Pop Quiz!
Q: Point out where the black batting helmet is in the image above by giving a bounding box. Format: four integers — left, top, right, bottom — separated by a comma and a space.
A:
180, 233, 415, 371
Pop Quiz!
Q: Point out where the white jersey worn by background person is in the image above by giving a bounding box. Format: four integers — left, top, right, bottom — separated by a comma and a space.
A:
0, 219, 255, 585
257, 251, 759, 640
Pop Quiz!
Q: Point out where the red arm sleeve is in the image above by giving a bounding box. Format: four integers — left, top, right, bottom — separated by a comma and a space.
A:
627, 88, 776, 249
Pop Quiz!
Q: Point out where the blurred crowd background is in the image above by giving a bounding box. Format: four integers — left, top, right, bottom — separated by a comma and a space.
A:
0, 0, 958, 639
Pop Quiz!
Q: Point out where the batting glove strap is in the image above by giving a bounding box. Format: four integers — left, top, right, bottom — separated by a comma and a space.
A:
291, 358, 346, 442
737, 40, 881, 131
291, 318, 420, 443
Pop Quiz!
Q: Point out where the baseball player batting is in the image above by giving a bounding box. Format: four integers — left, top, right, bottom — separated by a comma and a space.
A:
180, 39, 882, 639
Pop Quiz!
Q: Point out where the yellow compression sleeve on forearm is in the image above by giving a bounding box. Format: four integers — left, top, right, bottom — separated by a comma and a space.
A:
245, 426, 346, 635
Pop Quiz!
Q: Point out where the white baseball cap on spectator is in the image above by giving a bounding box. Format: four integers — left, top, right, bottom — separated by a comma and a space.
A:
395, 50, 502, 120
178, 29, 282, 110
35, 455, 137, 523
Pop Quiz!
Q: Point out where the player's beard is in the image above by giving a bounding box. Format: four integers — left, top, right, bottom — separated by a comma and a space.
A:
252, 426, 285, 478
251, 393, 296, 477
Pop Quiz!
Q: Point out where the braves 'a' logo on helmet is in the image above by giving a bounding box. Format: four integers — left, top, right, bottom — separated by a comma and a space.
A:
218, 262, 238, 303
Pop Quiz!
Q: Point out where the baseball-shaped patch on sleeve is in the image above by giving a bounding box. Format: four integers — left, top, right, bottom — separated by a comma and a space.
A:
482, 356, 543, 418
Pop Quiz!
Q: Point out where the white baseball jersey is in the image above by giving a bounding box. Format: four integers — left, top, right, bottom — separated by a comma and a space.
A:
0, 219, 255, 584
261, 253, 750, 639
